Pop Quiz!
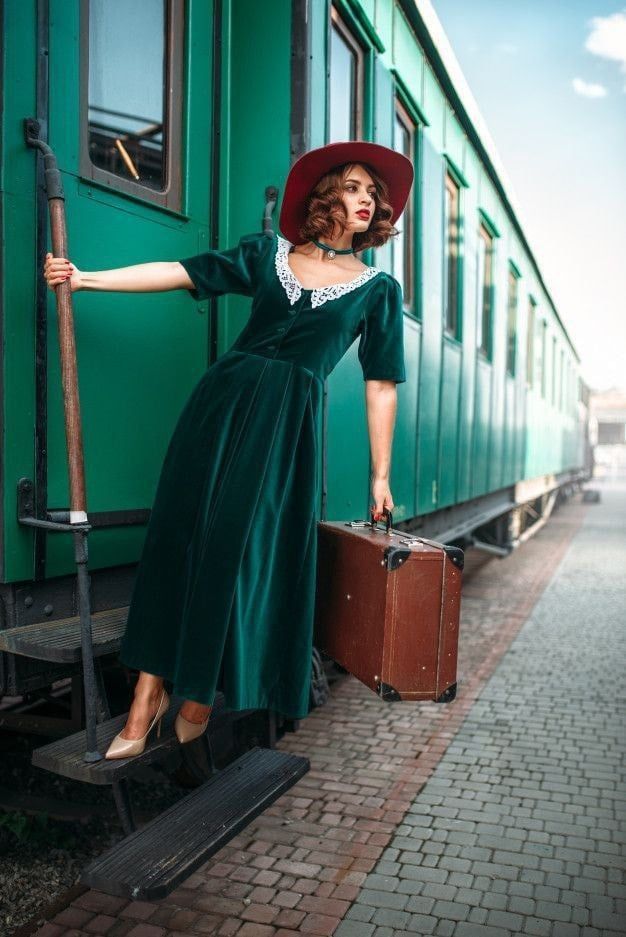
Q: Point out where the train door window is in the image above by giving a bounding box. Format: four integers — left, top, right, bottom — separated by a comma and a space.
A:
329, 6, 365, 141
559, 349, 565, 409
526, 296, 536, 388
444, 173, 460, 339
506, 264, 519, 377
392, 99, 416, 310
551, 335, 557, 404
476, 222, 493, 359
79, 0, 184, 211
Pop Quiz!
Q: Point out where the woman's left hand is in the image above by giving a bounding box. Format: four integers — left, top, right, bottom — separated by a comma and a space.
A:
371, 476, 394, 521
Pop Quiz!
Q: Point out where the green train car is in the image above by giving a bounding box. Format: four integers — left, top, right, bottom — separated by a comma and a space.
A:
0, 0, 591, 870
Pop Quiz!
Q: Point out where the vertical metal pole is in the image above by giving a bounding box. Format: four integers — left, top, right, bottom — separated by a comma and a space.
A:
24, 121, 101, 762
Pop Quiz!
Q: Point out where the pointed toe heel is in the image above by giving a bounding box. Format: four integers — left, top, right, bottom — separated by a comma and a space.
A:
174, 710, 210, 744
105, 688, 170, 760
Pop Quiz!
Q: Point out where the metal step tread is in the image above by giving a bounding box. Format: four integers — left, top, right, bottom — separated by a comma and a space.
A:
79, 746, 309, 900
31, 692, 253, 784
0, 606, 128, 662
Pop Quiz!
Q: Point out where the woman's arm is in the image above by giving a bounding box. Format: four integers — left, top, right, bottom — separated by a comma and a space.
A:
43, 252, 193, 293
365, 379, 398, 520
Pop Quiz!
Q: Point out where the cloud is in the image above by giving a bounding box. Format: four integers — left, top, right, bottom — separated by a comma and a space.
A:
585, 8, 626, 90
572, 76, 608, 98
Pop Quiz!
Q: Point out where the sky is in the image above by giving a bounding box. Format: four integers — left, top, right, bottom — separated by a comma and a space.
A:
430, 0, 626, 393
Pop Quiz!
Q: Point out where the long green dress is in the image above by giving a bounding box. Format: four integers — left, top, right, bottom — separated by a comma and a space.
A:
118, 230, 406, 719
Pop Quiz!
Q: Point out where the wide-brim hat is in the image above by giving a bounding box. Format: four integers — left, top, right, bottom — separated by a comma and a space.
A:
279, 141, 414, 245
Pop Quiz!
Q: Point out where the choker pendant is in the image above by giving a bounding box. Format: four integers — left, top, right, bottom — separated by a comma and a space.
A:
311, 238, 355, 261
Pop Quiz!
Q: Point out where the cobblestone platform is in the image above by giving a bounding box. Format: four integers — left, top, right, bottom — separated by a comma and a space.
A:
31, 477, 625, 937
338, 477, 626, 937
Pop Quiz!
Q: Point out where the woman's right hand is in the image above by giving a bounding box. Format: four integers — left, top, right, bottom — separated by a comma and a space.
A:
43, 252, 82, 292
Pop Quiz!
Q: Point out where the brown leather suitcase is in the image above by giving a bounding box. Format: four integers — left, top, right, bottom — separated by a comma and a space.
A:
313, 511, 463, 703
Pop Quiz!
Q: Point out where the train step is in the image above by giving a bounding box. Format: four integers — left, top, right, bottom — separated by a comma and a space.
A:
31, 692, 253, 784
79, 746, 309, 900
0, 606, 127, 662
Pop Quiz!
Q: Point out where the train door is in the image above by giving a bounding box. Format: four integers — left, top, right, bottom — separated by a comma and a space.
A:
42, 0, 218, 577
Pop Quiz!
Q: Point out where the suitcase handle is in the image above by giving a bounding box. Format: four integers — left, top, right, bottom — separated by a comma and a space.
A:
345, 510, 445, 550
344, 508, 393, 534
370, 506, 392, 533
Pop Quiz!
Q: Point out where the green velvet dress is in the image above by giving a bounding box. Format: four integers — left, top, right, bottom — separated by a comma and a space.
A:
118, 230, 406, 719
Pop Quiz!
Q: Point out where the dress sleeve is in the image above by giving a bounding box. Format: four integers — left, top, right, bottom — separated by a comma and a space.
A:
178, 231, 272, 300
357, 274, 407, 383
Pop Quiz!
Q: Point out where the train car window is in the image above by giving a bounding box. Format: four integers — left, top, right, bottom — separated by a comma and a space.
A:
551, 335, 557, 405
79, 0, 184, 211
506, 264, 519, 377
539, 320, 547, 398
477, 222, 493, 358
329, 6, 365, 141
392, 100, 416, 311
559, 348, 565, 410
444, 173, 460, 339
526, 298, 535, 387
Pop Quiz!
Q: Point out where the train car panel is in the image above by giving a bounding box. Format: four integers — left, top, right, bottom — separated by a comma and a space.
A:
438, 338, 463, 508
392, 5, 425, 107
422, 59, 445, 153
3, 2, 39, 583
220, 0, 292, 355
471, 357, 492, 498
390, 319, 420, 522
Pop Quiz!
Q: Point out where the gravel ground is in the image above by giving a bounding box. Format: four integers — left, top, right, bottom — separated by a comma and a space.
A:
0, 712, 187, 937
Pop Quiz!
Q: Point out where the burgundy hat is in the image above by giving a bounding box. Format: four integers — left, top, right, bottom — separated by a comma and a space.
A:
279, 140, 414, 245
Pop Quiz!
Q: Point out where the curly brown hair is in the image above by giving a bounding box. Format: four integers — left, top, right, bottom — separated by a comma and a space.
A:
298, 161, 400, 252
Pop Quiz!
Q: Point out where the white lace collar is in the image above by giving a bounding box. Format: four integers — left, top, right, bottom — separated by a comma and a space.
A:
274, 234, 380, 308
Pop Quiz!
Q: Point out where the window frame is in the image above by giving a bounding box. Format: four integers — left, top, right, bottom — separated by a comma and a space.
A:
506, 262, 520, 378
526, 295, 537, 388
329, 4, 366, 141
78, 0, 184, 212
476, 219, 495, 361
392, 97, 417, 313
443, 169, 461, 341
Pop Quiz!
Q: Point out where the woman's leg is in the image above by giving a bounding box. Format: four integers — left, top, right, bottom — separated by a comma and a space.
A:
119, 671, 212, 736
118, 671, 165, 740
178, 699, 212, 723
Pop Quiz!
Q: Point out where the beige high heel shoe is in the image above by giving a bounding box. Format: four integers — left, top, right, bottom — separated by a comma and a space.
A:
105, 688, 170, 760
173, 706, 211, 743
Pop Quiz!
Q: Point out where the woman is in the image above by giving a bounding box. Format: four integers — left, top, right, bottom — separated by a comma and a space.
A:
43, 141, 414, 760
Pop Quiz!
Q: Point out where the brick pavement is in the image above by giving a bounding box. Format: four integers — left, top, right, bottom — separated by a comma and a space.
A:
31, 479, 624, 937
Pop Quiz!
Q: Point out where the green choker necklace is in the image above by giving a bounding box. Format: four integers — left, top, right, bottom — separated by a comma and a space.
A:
311, 238, 355, 260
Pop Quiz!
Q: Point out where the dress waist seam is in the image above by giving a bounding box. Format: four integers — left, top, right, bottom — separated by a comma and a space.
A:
225, 348, 323, 384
